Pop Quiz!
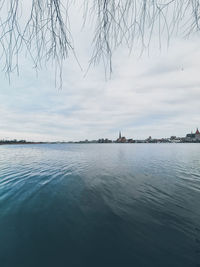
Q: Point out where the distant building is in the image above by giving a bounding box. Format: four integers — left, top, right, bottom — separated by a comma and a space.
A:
116, 131, 127, 143
145, 136, 152, 142
127, 139, 135, 143
120, 137, 127, 143
185, 128, 200, 142
98, 138, 112, 143
195, 128, 200, 141
185, 133, 196, 142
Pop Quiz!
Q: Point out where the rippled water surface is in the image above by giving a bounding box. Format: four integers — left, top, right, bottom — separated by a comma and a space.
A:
0, 144, 200, 267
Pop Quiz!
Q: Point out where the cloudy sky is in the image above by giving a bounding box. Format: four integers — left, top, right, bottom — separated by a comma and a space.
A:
0, 3, 200, 142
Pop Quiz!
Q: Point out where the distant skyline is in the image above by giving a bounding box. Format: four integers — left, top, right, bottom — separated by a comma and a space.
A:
0, 4, 200, 142
1, 126, 200, 143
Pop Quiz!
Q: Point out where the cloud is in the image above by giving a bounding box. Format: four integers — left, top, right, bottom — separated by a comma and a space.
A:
0, 15, 200, 141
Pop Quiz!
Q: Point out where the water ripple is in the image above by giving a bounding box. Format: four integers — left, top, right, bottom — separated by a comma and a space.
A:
0, 144, 200, 267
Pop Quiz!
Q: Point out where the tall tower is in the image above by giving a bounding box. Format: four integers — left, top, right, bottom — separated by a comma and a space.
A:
195, 128, 200, 141
119, 131, 121, 139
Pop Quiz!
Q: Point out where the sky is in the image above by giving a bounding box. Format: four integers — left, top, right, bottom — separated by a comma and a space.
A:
0, 3, 200, 142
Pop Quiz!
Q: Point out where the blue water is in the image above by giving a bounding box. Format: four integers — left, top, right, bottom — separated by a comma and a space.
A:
0, 144, 200, 267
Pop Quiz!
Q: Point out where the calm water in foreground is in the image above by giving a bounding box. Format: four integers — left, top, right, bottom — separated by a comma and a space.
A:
0, 144, 200, 267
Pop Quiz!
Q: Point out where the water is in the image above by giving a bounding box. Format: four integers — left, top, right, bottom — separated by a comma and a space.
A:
0, 144, 200, 267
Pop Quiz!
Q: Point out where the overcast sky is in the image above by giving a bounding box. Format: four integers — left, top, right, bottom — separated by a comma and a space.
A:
0, 3, 200, 141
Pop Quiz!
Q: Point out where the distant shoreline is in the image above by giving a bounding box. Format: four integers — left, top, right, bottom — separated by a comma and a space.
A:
1, 142, 200, 146
1, 129, 200, 144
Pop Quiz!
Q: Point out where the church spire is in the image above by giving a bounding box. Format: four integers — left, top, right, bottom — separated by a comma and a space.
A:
119, 131, 121, 139
196, 128, 200, 134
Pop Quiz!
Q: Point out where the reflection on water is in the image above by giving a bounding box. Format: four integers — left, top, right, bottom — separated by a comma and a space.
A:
0, 144, 200, 267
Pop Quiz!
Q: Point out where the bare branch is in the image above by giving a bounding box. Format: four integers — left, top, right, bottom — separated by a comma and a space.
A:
0, 0, 200, 85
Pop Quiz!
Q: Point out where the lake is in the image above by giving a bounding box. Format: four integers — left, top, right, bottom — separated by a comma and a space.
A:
0, 144, 200, 267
